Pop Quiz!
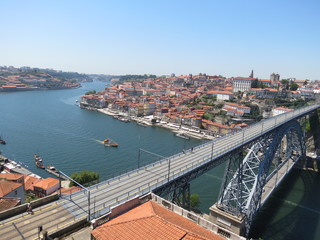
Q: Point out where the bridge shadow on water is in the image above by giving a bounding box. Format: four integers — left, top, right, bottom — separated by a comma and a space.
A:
249, 168, 320, 240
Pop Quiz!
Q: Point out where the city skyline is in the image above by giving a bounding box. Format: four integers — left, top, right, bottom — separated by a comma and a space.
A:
1, 0, 320, 80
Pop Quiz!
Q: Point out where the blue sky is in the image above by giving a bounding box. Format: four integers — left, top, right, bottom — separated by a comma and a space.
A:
1, 0, 320, 79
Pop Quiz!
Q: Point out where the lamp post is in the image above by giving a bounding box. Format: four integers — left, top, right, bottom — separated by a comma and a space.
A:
211, 142, 214, 159
138, 148, 141, 168
168, 159, 171, 183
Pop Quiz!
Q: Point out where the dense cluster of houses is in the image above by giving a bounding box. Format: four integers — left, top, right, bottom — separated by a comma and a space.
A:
81, 73, 320, 135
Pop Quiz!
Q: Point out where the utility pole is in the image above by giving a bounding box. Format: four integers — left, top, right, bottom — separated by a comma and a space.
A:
138, 148, 141, 168
88, 191, 91, 221
211, 142, 214, 159
168, 159, 171, 182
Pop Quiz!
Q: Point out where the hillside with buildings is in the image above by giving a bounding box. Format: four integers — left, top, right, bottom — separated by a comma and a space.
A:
80, 72, 320, 136
0, 66, 93, 92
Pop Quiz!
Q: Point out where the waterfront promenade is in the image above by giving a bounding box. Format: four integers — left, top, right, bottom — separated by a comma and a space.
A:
97, 107, 214, 140
0, 104, 318, 239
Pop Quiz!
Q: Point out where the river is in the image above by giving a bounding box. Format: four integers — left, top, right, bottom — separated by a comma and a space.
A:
0, 81, 319, 239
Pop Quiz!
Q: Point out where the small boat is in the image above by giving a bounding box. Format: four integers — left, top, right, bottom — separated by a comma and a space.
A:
34, 154, 45, 169
119, 117, 131, 122
103, 138, 119, 147
175, 132, 190, 140
137, 122, 147, 127
46, 165, 58, 173
0, 137, 6, 145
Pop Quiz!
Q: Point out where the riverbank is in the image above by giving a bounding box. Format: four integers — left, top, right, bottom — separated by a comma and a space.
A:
95, 107, 214, 140
0, 155, 42, 178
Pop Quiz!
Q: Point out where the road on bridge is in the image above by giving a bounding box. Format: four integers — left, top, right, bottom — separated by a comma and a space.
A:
0, 104, 318, 239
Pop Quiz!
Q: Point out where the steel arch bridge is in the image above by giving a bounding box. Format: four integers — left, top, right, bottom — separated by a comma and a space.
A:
216, 119, 306, 236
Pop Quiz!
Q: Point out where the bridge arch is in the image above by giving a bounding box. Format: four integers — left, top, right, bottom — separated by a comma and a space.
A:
217, 120, 306, 236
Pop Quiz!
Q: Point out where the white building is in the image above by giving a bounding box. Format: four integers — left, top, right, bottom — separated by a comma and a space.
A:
224, 102, 251, 114
272, 107, 294, 116
232, 77, 255, 93
207, 90, 233, 101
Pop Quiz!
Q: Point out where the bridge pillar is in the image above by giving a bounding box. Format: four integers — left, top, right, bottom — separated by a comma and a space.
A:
208, 203, 246, 236
171, 183, 191, 210
309, 110, 320, 155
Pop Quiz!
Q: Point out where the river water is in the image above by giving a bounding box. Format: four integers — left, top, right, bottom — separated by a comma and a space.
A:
0, 81, 319, 239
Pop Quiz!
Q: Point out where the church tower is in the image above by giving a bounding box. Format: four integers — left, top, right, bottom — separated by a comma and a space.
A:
249, 70, 254, 78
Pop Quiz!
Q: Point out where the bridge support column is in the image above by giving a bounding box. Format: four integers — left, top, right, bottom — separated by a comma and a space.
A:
310, 110, 320, 155
208, 203, 246, 237
171, 183, 190, 210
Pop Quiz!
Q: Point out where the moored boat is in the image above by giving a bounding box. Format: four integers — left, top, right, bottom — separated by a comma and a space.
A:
103, 138, 119, 147
46, 165, 58, 173
34, 154, 45, 169
175, 132, 190, 140
119, 117, 131, 122
137, 122, 147, 127
0, 137, 6, 144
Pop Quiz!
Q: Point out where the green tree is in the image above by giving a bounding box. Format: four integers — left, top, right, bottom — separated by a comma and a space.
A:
85, 90, 96, 95
251, 79, 261, 88
203, 112, 215, 121
248, 104, 261, 121
290, 83, 298, 91
281, 79, 289, 90
190, 194, 201, 209
69, 170, 100, 187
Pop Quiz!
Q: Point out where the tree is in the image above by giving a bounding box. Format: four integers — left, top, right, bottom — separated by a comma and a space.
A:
203, 112, 214, 121
69, 170, 100, 187
190, 194, 201, 209
85, 90, 96, 95
290, 83, 298, 91
251, 79, 260, 88
281, 79, 289, 90
248, 104, 261, 121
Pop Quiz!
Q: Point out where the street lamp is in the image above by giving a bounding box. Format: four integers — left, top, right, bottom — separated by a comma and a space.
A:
211, 142, 214, 159
168, 159, 171, 183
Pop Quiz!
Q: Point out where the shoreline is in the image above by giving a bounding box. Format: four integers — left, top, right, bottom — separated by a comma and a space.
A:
95, 107, 214, 140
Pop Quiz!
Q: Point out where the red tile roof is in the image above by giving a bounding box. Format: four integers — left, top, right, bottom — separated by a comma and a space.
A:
0, 173, 24, 181
92, 201, 224, 240
0, 180, 23, 197
24, 175, 41, 191
33, 177, 59, 190
0, 197, 21, 212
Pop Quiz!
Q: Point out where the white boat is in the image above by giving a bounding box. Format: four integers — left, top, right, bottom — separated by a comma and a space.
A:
175, 132, 190, 140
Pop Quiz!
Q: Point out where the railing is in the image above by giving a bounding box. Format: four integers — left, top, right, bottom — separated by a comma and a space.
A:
45, 104, 320, 234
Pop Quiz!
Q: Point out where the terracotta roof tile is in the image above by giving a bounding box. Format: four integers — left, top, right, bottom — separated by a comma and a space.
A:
0, 198, 21, 212
0, 180, 22, 197
92, 201, 224, 240
33, 177, 59, 190
0, 173, 23, 181
24, 175, 41, 191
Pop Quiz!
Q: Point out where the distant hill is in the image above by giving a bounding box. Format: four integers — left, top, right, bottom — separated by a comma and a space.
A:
0, 66, 93, 82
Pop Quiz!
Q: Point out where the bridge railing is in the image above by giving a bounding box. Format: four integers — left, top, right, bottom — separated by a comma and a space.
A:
63, 105, 319, 219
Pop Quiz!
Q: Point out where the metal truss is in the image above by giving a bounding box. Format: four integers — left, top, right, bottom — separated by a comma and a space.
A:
154, 149, 241, 201
169, 183, 191, 210
216, 120, 305, 237
217, 142, 264, 216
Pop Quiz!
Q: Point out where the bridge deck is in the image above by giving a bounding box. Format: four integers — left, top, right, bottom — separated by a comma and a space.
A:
0, 105, 318, 239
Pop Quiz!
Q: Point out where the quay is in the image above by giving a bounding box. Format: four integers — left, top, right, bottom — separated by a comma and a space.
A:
95, 107, 214, 140
45, 167, 68, 180
0, 155, 41, 178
